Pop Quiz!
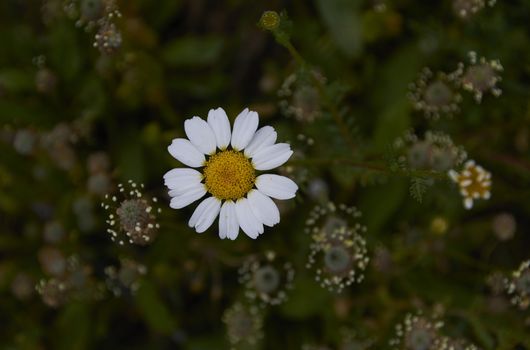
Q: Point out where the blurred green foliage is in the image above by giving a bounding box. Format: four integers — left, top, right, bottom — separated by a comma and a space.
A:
1, 0, 530, 349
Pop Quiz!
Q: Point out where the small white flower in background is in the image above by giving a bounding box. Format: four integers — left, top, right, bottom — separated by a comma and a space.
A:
164, 107, 298, 239
448, 160, 491, 209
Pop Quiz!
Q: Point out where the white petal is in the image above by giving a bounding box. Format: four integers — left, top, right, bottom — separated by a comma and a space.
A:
448, 170, 459, 182
188, 197, 221, 233
163, 168, 202, 192
235, 198, 264, 239
184, 116, 216, 155
244, 126, 277, 158
168, 138, 205, 168
167, 180, 203, 197
164, 168, 202, 181
207, 108, 231, 150
464, 197, 473, 209
255, 174, 298, 200
247, 190, 280, 227
219, 200, 239, 240
169, 185, 206, 209
188, 197, 212, 227
252, 143, 293, 170
230, 108, 259, 151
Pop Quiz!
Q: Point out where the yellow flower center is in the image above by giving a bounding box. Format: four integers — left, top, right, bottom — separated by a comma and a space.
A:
203, 150, 255, 200
457, 164, 491, 197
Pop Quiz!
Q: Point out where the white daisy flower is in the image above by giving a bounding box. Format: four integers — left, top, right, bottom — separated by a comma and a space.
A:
164, 107, 298, 240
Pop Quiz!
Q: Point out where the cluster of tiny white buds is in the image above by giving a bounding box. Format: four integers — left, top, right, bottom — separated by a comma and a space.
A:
238, 251, 295, 307
36, 255, 102, 307
394, 130, 467, 172
101, 180, 161, 245
296, 133, 315, 146
448, 160, 491, 209
452, 0, 497, 20
433, 336, 479, 350
86, 0, 123, 54
304, 202, 362, 235
305, 203, 369, 293
104, 258, 147, 297
278, 70, 325, 123
222, 302, 264, 349
389, 312, 444, 350
36, 278, 69, 307
454, 51, 503, 103
505, 260, 530, 310
408, 67, 462, 120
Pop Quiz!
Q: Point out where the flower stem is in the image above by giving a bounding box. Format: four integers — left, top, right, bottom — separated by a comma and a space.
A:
288, 157, 447, 180
275, 34, 358, 152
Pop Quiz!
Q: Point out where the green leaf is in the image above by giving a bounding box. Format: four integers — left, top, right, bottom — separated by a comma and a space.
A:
372, 98, 411, 152
0, 100, 53, 126
135, 281, 178, 334
409, 177, 429, 203
371, 45, 421, 151
358, 178, 408, 235
54, 302, 92, 350
114, 126, 145, 182
280, 275, 331, 319
47, 23, 83, 81
0, 69, 33, 93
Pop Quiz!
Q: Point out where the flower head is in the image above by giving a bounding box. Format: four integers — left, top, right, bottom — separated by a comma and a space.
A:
279, 70, 325, 123
36, 255, 102, 307
105, 258, 147, 297
102, 180, 160, 245
223, 302, 263, 349
238, 251, 295, 306
408, 68, 461, 120
165, 107, 298, 239
394, 130, 467, 172
305, 203, 369, 293
448, 160, 491, 209
259, 11, 281, 30
390, 312, 444, 350
433, 337, 479, 350
455, 51, 503, 103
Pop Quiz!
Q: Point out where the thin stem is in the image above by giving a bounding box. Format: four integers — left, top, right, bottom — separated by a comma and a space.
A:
277, 35, 357, 152
288, 157, 447, 180
282, 40, 305, 66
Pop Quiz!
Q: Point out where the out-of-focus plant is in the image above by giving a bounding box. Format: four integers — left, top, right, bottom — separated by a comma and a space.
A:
1, 1, 530, 349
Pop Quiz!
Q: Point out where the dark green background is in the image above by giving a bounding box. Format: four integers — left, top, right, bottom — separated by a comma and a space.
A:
1, 0, 530, 349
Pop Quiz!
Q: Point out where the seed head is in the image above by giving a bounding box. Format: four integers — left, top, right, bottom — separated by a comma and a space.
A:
259, 11, 281, 31
305, 203, 369, 293
102, 180, 160, 245
238, 251, 295, 306
223, 302, 263, 349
